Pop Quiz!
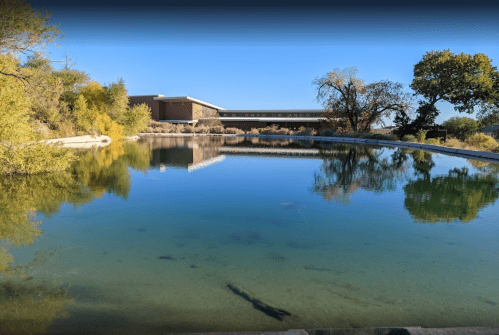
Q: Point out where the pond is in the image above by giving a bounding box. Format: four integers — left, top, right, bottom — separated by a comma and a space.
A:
1, 136, 498, 334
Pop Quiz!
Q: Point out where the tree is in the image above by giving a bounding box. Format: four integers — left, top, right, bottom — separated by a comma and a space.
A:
410, 49, 499, 118
477, 109, 499, 127
314, 67, 412, 132
442, 116, 481, 141
0, 54, 33, 144
0, 0, 61, 56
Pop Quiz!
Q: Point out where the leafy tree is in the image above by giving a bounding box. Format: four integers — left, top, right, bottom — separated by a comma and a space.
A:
314, 67, 412, 132
477, 109, 499, 127
0, 0, 60, 55
0, 54, 33, 144
121, 104, 151, 136
404, 49, 499, 131
442, 116, 481, 140
73, 95, 98, 132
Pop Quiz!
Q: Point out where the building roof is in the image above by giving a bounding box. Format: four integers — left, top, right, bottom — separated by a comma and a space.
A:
154, 96, 226, 111
478, 124, 499, 132
222, 109, 324, 114
216, 117, 325, 122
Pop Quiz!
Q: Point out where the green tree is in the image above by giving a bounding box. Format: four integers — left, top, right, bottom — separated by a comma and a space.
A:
477, 109, 499, 127
442, 116, 481, 141
120, 104, 151, 136
405, 50, 499, 129
314, 67, 412, 132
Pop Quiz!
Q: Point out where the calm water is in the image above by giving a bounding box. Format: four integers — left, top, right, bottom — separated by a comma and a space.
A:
1, 136, 498, 334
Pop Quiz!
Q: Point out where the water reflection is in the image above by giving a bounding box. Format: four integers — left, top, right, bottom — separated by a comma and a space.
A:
404, 167, 499, 223
0, 141, 152, 334
143, 137, 225, 172
312, 145, 410, 204
1, 136, 499, 333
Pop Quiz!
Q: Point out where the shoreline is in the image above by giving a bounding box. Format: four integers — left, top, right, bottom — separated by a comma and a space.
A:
39, 132, 499, 162
138, 132, 499, 163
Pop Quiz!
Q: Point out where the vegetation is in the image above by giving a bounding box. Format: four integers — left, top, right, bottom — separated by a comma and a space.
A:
0, 1, 151, 174
314, 67, 412, 132
396, 49, 499, 135
442, 117, 481, 141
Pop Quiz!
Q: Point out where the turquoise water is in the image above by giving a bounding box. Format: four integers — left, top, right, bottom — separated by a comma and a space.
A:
1, 136, 498, 334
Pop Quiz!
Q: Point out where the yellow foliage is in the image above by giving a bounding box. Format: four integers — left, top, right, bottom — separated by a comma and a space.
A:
73, 95, 98, 132
465, 133, 499, 151
0, 294, 74, 334
79, 81, 108, 113
0, 248, 14, 272
0, 55, 34, 144
95, 114, 123, 140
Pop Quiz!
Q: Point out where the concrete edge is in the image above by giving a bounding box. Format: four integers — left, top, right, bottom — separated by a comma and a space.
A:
137, 133, 499, 163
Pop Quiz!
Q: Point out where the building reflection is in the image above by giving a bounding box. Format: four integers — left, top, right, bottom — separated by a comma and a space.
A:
142, 137, 226, 172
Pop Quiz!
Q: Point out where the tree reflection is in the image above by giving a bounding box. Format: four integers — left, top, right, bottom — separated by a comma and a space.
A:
312, 145, 410, 204
404, 167, 499, 223
0, 141, 151, 333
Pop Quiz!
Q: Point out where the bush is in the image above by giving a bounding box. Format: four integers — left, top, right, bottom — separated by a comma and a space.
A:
194, 125, 209, 134
464, 133, 499, 151
416, 129, 428, 143
182, 126, 195, 133
247, 128, 260, 135
402, 135, 417, 142
294, 127, 317, 136
425, 138, 443, 145
317, 128, 336, 137
224, 127, 244, 134
208, 126, 225, 134
444, 138, 466, 148
95, 114, 123, 140
442, 116, 480, 141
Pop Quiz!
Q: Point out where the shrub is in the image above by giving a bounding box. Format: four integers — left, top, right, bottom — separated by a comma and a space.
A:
224, 127, 244, 134
402, 134, 417, 142
425, 138, 443, 145
442, 116, 480, 141
119, 103, 151, 136
194, 125, 209, 134
464, 133, 499, 151
317, 128, 336, 137
182, 126, 195, 133
247, 128, 260, 135
444, 138, 465, 148
95, 114, 123, 140
208, 126, 225, 134
416, 129, 428, 143
295, 127, 317, 136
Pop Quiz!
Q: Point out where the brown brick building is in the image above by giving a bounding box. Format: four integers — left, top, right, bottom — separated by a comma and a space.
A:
129, 95, 326, 130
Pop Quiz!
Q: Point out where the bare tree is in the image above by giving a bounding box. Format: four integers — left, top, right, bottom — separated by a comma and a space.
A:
314, 67, 412, 132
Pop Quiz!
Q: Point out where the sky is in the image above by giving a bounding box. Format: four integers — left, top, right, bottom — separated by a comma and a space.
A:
30, 0, 499, 125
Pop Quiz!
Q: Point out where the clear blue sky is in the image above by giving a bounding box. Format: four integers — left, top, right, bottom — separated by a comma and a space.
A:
32, 1, 499, 125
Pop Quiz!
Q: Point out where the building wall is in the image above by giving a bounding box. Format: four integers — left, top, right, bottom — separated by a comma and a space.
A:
165, 102, 193, 120
192, 103, 203, 120
129, 96, 161, 121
